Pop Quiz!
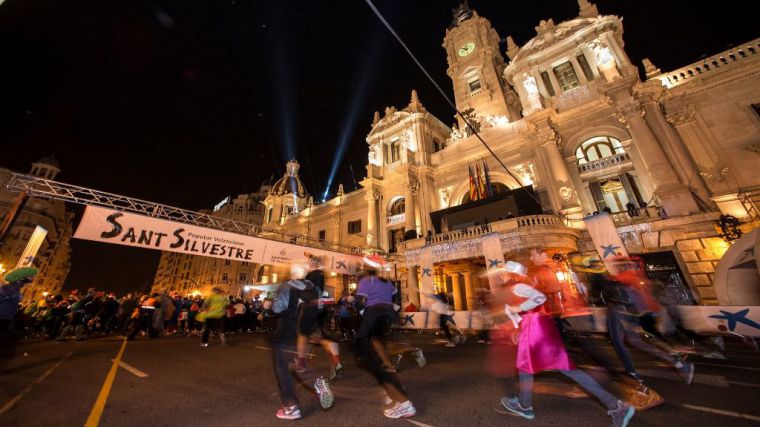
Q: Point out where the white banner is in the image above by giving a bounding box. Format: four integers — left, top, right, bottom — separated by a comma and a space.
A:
584, 213, 628, 263
17, 225, 48, 268
419, 246, 435, 309
481, 233, 505, 289
74, 206, 362, 274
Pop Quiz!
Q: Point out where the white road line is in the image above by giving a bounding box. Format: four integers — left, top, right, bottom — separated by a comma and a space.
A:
0, 350, 73, 415
727, 380, 760, 388
111, 359, 149, 378
254, 346, 316, 357
682, 404, 760, 422
696, 362, 760, 372
406, 419, 435, 427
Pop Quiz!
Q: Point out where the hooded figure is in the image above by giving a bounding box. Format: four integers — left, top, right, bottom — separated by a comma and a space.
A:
1, 267, 39, 359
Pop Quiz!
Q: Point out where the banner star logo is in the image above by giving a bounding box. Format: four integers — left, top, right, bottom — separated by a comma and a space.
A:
600, 244, 620, 259
336, 260, 347, 270
488, 259, 503, 269
709, 308, 760, 331
440, 313, 455, 325
421, 267, 432, 277
402, 314, 415, 326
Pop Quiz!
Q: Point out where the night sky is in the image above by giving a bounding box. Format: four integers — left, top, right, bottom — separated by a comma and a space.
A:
0, 0, 756, 295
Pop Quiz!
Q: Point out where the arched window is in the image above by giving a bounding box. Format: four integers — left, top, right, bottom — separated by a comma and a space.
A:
575, 136, 624, 165
389, 198, 405, 216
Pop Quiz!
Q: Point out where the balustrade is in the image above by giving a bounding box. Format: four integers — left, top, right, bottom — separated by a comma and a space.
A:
657, 38, 760, 88
577, 152, 631, 174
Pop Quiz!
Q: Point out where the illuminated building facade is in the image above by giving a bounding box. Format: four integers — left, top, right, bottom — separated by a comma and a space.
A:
269, 1, 759, 307
0, 158, 73, 305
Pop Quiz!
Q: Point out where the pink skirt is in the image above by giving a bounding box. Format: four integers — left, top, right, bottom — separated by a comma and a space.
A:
516, 312, 574, 374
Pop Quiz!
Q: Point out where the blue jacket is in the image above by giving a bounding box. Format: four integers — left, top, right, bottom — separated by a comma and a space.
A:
0, 282, 26, 320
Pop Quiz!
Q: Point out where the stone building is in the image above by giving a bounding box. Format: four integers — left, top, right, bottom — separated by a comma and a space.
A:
150, 184, 271, 296
0, 158, 73, 305
266, 1, 759, 307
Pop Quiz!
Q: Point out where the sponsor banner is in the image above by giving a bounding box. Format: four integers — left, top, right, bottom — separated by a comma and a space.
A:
481, 233, 505, 288
584, 213, 628, 269
17, 225, 48, 268
74, 206, 362, 273
419, 246, 435, 308
399, 310, 486, 330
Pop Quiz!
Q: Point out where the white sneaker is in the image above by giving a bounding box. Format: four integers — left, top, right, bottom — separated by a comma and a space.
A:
384, 400, 416, 419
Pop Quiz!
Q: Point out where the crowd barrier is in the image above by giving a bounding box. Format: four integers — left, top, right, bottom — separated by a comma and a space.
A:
399, 306, 760, 337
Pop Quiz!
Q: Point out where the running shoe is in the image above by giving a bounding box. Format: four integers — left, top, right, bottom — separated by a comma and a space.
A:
220, 333, 226, 346
500, 396, 535, 420
676, 362, 695, 385
608, 401, 635, 427
383, 400, 417, 419
329, 362, 344, 380
200, 343, 208, 347
445, 341, 456, 347
413, 350, 426, 368
314, 376, 334, 410
276, 405, 302, 420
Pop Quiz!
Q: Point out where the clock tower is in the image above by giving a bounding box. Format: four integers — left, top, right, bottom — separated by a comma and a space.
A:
443, 2, 521, 123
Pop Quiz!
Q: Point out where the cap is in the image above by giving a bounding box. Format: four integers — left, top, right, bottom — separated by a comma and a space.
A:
362, 254, 385, 269
3, 267, 39, 284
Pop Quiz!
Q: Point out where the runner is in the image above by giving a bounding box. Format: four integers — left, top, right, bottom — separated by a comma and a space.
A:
495, 261, 635, 426
197, 287, 227, 347
355, 255, 417, 419
269, 262, 334, 420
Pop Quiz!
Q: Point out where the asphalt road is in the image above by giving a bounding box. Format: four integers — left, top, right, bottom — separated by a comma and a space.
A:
1, 331, 759, 427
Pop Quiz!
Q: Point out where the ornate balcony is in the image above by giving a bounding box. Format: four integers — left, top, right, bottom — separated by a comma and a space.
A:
387, 213, 405, 226
577, 152, 630, 174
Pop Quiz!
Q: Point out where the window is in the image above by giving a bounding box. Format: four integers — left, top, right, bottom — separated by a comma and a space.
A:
575, 136, 625, 165
468, 78, 482, 93
577, 54, 594, 81
390, 139, 401, 163
433, 138, 444, 153
221, 273, 228, 283
318, 229, 326, 242
239, 273, 247, 283
224, 259, 231, 266
389, 198, 405, 216
236, 205, 244, 213
540, 71, 555, 97
553, 61, 581, 93
348, 220, 362, 235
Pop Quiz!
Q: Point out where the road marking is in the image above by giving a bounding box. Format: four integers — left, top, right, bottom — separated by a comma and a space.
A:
727, 380, 760, 388
682, 404, 760, 422
254, 346, 316, 357
406, 419, 435, 427
85, 338, 128, 427
696, 362, 760, 372
0, 350, 73, 415
110, 359, 148, 378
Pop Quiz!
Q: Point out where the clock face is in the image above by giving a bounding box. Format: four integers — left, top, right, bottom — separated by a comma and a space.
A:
457, 42, 475, 57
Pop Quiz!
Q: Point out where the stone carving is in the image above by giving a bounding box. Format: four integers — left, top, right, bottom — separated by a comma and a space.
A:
439, 187, 452, 208
558, 185, 576, 202
589, 40, 614, 67
513, 163, 536, 186
615, 100, 643, 126
368, 143, 382, 166
699, 166, 730, 182
665, 107, 696, 126
506, 36, 519, 60
523, 73, 539, 95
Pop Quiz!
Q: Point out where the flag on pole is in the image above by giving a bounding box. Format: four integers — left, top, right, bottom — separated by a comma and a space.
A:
475, 162, 485, 199
468, 164, 477, 201
482, 159, 494, 197
584, 213, 629, 273
481, 233, 505, 290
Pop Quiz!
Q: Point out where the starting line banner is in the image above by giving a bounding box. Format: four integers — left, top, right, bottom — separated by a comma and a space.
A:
74, 206, 363, 274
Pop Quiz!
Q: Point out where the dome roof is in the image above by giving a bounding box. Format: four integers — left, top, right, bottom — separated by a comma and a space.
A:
270, 160, 307, 198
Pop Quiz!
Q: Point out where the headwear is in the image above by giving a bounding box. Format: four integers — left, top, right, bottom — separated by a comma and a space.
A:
3, 267, 39, 284
290, 262, 308, 280
362, 254, 385, 270
568, 253, 607, 274
503, 261, 527, 277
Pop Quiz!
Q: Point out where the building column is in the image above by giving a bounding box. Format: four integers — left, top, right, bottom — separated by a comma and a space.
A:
534, 118, 583, 219
449, 273, 464, 311
406, 265, 420, 307
404, 183, 417, 235
616, 99, 699, 216
462, 270, 476, 311
365, 191, 379, 248
566, 155, 596, 215
637, 83, 712, 208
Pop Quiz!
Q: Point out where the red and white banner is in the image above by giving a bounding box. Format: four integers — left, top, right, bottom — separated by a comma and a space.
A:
74, 206, 362, 274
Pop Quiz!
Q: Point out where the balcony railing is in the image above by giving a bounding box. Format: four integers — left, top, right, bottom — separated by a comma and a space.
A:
655, 37, 760, 88
387, 213, 405, 226
578, 152, 630, 174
